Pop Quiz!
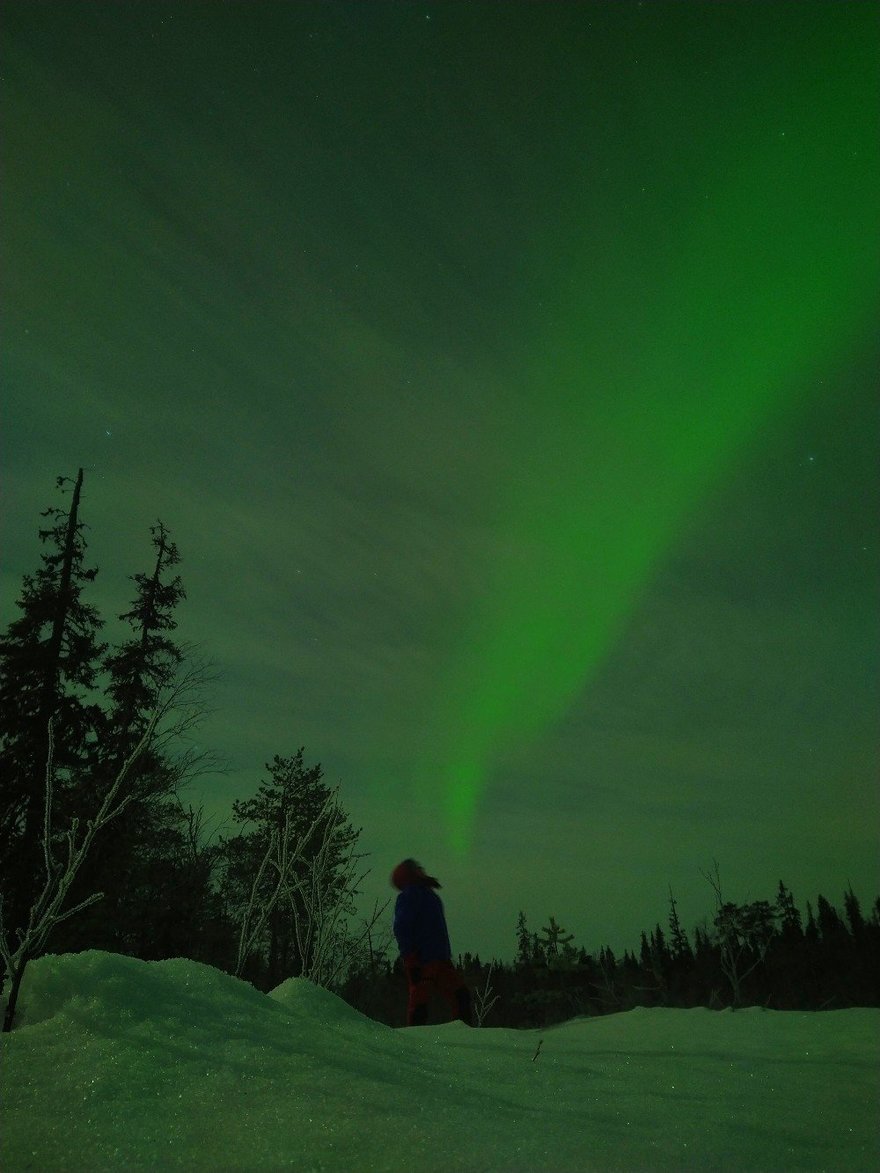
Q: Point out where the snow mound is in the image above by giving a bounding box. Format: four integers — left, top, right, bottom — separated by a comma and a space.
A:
3, 951, 878, 1172
13, 950, 276, 1034
267, 974, 388, 1032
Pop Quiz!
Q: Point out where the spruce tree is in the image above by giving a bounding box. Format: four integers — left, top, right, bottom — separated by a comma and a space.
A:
843, 885, 866, 948
515, 911, 533, 967
667, 888, 693, 961
775, 881, 803, 940
104, 521, 185, 746
537, 916, 576, 968
767, 881, 805, 1007
52, 523, 199, 957
816, 894, 849, 948
0, 470, 106, 934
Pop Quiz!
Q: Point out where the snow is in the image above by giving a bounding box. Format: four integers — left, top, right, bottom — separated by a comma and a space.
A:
2, 952, 877, 1172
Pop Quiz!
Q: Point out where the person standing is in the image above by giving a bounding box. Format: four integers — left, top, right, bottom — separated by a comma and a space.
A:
391, 858, 473, 1027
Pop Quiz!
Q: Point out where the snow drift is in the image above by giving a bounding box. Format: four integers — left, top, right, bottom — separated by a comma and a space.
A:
2, 951, 877, 1171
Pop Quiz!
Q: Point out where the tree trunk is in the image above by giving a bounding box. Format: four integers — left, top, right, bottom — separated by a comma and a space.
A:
24, 468, 85, 851
2, 954, 28, 1032
42, 468, 84, 705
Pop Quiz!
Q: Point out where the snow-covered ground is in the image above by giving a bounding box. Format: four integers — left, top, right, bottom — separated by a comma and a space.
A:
2, 952, 877, 1172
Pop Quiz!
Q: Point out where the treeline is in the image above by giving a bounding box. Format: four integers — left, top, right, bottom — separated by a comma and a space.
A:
0, 472, 373, 1029
340, 883, 880, 1029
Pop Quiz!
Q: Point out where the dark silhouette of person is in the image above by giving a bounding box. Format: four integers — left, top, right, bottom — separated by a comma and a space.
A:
391, 858, 473, 1027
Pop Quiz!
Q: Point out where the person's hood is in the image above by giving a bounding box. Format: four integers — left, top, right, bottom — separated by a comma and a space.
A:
390, 858, 441, 890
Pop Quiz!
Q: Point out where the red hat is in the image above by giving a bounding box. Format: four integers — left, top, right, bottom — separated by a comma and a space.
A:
391, 858, 441, 889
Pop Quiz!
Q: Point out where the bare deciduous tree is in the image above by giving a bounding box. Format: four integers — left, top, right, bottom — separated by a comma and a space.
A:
234, 788, 341, 980
233, 786, 387, 992
287, 791, 372, 989
702, 861, 776, 1006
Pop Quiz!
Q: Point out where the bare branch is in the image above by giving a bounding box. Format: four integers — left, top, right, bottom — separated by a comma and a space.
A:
1, 712, 158, 1032
473, 962, 500, 1027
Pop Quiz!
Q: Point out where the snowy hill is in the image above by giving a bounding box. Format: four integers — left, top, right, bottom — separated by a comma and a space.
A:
2, 951, 877, 1171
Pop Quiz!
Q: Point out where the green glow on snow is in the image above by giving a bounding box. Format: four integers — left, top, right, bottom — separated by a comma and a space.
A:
428, 15, 879, 856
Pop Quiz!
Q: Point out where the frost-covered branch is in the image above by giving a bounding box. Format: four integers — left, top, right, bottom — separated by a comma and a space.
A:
1, 714, 157, 1032
473, 962, 500, 1027
234, 789, 340, 980
283, 790, 368, 989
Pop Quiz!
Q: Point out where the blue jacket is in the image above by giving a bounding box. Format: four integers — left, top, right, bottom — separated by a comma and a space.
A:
393, 883, 452, 962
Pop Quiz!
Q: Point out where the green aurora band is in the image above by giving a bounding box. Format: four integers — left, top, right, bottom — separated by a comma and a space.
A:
423, 14, 879, 856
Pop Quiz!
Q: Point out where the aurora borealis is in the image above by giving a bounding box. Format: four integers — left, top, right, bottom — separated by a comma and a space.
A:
424, 7, 878, 854
3, 2, 878, 960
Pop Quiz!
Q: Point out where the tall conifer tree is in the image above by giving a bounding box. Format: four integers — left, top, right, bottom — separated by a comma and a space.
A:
53, 523, 199, 957
667, 888, 693, 960
0, 470, 105, 931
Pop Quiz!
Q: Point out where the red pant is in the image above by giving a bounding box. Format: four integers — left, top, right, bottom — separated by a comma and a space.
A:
405, 959, 471, 1026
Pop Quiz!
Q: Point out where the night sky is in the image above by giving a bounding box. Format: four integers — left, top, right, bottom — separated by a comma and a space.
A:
3, 2, 878, 962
